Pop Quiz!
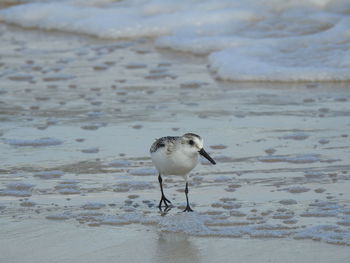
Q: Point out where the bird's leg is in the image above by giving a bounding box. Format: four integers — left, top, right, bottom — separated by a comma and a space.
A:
183, 182, 193, 212
158, 174, 172, 209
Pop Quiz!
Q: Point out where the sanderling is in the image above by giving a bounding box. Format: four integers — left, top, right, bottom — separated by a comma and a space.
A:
150, 133, 216, 212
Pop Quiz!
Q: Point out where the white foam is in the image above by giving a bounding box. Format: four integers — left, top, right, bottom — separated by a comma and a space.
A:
159, 212, 212, 235
38, 200, 350, 245
249, 229, 292, 238
294, 225, 350, 246
1, 0, 350, 82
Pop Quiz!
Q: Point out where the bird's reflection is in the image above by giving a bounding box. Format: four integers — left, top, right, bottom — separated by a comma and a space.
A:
155, 232, 201, 263
158, 205, 173, 216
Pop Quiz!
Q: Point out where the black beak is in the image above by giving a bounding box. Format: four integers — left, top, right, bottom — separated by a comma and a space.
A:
199, 148, 216, 165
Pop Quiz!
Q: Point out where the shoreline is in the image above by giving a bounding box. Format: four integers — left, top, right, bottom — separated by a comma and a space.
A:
1, 15, 350, 262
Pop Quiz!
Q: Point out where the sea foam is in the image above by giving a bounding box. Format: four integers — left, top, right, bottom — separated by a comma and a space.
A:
1, 0, 350, 82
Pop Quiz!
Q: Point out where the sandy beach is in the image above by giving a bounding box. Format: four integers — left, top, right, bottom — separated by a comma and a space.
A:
1, 1, 350, 262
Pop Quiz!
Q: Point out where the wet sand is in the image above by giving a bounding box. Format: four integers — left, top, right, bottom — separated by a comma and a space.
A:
0, 23, 350, 262
1, 219, 350, 263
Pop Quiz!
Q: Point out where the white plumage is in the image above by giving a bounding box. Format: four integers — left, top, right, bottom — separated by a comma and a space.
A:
150, 133, 216, 212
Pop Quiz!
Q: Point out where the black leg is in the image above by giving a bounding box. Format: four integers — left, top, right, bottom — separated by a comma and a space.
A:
183, 182, 193, 212
158, 174, 172, 209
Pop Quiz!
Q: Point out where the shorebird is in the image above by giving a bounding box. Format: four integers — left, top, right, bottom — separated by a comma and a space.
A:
150, 133, 216, 212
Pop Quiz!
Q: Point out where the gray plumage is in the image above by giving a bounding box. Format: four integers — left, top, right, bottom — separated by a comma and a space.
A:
183, 133, 201, 139
150, 133, 202, 153
150, 136, 177, 153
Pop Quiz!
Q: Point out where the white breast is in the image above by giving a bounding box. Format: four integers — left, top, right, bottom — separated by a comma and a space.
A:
151, 147, 199, 176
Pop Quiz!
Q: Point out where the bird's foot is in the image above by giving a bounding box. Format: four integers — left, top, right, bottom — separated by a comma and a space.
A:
158, 195, 172, 209
183, 205, 194, 212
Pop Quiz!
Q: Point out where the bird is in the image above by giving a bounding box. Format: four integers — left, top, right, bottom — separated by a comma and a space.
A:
150, 133, 216, 212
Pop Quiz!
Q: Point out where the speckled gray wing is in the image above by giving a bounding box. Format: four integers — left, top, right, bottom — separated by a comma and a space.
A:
150, 136, 178, 153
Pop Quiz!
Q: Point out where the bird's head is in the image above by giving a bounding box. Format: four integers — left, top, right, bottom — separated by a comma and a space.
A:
181, 133, 216, 165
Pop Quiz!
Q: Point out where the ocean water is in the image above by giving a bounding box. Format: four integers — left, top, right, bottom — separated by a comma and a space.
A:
1, 0, 350, 81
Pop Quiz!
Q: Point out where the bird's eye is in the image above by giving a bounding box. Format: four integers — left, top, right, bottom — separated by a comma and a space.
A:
188, 140, 194, 146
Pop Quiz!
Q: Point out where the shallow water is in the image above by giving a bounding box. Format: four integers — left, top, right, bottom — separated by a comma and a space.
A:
0, 6, 350, 262
2, 219, 350, 263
